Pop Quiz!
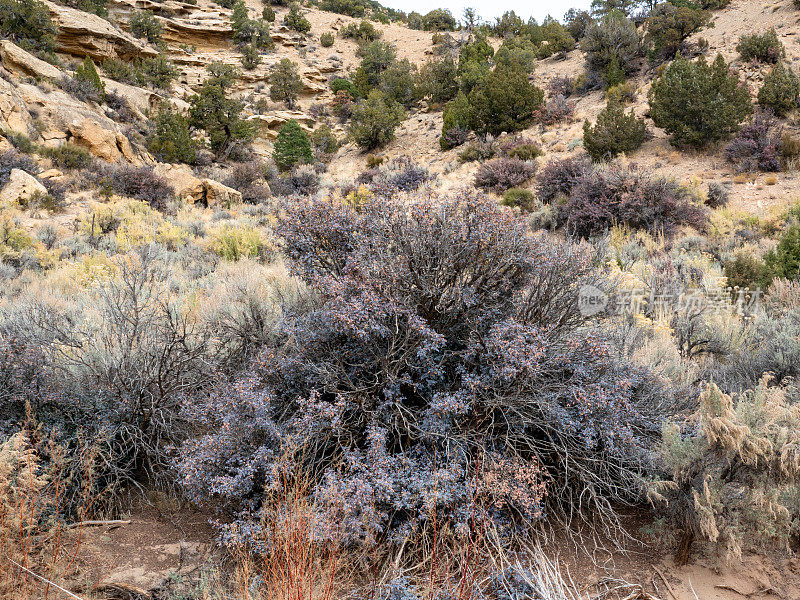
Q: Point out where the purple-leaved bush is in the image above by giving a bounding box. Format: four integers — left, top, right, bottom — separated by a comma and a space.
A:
179, 193, 656, 547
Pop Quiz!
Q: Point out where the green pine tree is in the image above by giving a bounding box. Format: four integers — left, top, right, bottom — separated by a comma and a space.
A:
75, 57, 105, 100
273, 119, 313, 171
649, 54, 751, 148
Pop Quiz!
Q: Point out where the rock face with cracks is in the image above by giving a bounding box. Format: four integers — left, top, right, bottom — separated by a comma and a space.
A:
43, 0, 158, 60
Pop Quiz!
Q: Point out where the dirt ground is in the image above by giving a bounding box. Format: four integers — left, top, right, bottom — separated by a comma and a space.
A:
45, 505, 800, 600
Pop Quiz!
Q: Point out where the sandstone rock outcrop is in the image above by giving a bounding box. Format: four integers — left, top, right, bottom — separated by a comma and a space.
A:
0, 170, 48, 205
43, 0, 158, 60
248, 111, 316, 140
68, 118, 140, 163
0, 77, 35, 134
0, 41, 63, 81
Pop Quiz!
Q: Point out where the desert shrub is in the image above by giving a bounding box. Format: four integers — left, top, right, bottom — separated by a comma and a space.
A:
765, 224, 800, 281
763, 278, 800, 315
179, 193, 655, 546
284, 3, 311, 33
499, 136, 543, 161
189, 64, 254, 157
536, 94, 575, 126
75, 58, 106, 102
416, 56, 458, 104
0, 0, 56, 59
378, 58, 418, 107
564, 8, 592, 40
1, 247, 213, 490
232, 0, 274, 49
104, 91, 137, 123
241, 43, 261, 69
724, 112, 783, 173
538, 17, 576, 59
468, 66, 544, 136
758, 62, 800, 116
331, 77, 356, 97
349, 90, 404, 150
330, 89, 354, 121
0, 149, 38, 186
320, 31, 334, 47
146, 107, 197, 164
339, 19, 380, 43
273, 119, 313, 171
420, 8, 455, 31
493, 37, 538, 74
3, 130, 35, 154
458, 138, 497, 163
310, 124, 340, 157
606, 81, 636, 104
581, 13, 641, 88
705, 181, 730, 208
269, 58, 302, 108
649, 54, 752, 148
369, 156, 430, 194
101, 55, 177, 90
536, 156, 593, 203
724, 253, 769, 291
548, 75, 575, 97
129, 9, 163, 45
262, 5, 275, 21
652, 379, 800, 563
268, 166, 319, 196
546, 163, 707, 238
737, 29, 784, 64
224, 162, 270, 204
474, 157, 537, 193
39, 142, 92, 170
208, 225, 267, 261
583, 99, 647, 161
645, 2, 710, 61
59, 74, 103, 105
502, 187, 535, 209
91, 164, 175, 210
439, 91, 471, 150
352, 40, 397, 96
318, 0, 369, 17
138, 54, 179, 90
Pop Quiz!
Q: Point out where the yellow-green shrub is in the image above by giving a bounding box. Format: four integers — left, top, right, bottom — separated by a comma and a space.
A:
208, 225, 267, 261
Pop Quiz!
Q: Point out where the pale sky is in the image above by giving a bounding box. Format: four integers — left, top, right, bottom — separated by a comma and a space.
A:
380, 0, 593, 23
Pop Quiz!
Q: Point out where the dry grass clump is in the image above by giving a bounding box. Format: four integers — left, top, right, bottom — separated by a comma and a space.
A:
651, 376, 800, 564
0, 427, 96, 600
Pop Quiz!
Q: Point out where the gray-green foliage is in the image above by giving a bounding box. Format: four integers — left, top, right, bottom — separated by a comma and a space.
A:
349, 90, 404, 150
269, 58, 302, 108
758, 62, 800, 116
581, 13, 640, 88
583, 99, 647, 161
649, 54, 751, 148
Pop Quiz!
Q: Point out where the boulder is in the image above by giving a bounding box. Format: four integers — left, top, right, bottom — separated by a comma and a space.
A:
153, 163, 202, 198
68, 118, 140, 163
152, 163, 241, 208
0, 41, 63, 81
38, 168, 64, 179
43, 0, 157, 60
202, 179, 241, 208
0, 169, 48, 205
